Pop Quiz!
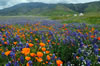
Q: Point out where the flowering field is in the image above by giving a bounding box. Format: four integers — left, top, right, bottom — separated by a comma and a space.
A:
0, 21, 100, 66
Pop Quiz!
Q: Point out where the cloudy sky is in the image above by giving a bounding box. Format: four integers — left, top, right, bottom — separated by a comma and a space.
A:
0, 0, 99, 9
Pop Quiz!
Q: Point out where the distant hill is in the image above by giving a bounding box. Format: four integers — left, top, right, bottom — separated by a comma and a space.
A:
0, 1, 100, 16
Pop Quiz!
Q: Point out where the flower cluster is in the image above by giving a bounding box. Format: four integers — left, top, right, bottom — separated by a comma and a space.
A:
0, 22, 100, 66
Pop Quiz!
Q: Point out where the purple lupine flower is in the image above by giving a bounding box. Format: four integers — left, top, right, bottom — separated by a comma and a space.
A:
67, 61, 71, 66
86, 60, 91, 66
89, 38, 92, 42
27, 39, 29, 42
19, 42, 23, 47
84, 51, 88, 56
73, 53, 76, 59
1, 52, 5, 56
20, 56, 24, 64
84, 33, 88, 38
49, 31, 53, 35
57, 57, 61, 60
98, 57, 100, 62
14, 61, 19, 66
58, 38, 61, 42
30, 36, 33, 40
6, 62, 11, 66
80, 56, 84, 61
48, 62, 52, 64
26, 43, 29, 48
15, 47, 19, 50
63, 40, 66, 44
12, 48, 15, 52
78, 48, 81, 54
7, 40, 10, 45
0, 32, 2, 35
51, 54, 55, 60
73, 32, 77, 36
49, 44, 52, 48
1, 41, 4, 45
42, 35, 46, 43
19, 47, 22, 51
5, 31, 8, 36
94, 30, 98, 34
80, 42, 84, 48
78, 38, 83, 43
94, 49, 99, 55
93, 44, 98, 49
37, 40, 39, 43
67, 36, 70, 40
10, 52, 15, 57
92, 38, 97, 44
80, 34, 84, 38
28, 60, 33, 66
11, 38, 14, 41
89, 32, 92, 36
0, 35, 2, 39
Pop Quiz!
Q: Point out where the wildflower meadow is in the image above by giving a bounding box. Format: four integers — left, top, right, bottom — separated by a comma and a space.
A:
0, 21, 100, 66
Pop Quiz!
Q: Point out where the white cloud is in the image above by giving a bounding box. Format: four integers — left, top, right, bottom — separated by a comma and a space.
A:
0, 0, 99, 9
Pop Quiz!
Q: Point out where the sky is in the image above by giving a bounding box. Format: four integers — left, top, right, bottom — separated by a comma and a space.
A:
0, 0, 99, 9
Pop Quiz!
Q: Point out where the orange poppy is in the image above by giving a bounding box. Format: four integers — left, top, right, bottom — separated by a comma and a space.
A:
4, 42, 7, 45
98, 49, 100, 51
0, 44, 2, 46
56, 60, 63, 66
30, 32, 33, 34
13, 42, 17, 45
18, 58, 20, 61
50, 54, 52, 56
46, 61, 48, 64
55, 56, 57, 59
25, 56, 31, 61
37, 58, 43, 62
3, 35, 6, 37
2, 38, 5, 41
97, 37, 100, 40
64, 28, 67, 30
35, 38, 38, 41
91, 35, 95, 38
52, 42, 55, 44
28, 43, 34, 47
26, 62, 29, 66
57, 43, 60, 45
0, 49, 2, 51
40, 42, 45, 47
21, 48, 30, 56
46, 51, 50, 54
47, 55, 51, 60
91, 27, 95, 31
29, 40, 32, 42
5, 51, 11, 56
30, 53, 36, 57
47, 40, 50, 43
37, 52, 43, 57
42, 48, 46, 51
76, 56, 79, 59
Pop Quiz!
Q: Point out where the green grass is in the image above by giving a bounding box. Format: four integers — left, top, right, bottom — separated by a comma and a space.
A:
0, 12, 100, 25
49, 13, 100, 25
62, 16, 100, 24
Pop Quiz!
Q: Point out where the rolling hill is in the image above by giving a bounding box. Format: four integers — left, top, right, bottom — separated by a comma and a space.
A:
0, 1, 100, 16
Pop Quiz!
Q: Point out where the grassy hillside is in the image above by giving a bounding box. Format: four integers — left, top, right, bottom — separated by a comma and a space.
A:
85, 1, 100, 13
0, 1, 100, 16
61, 13, 100, 24
0, 3, 76, 16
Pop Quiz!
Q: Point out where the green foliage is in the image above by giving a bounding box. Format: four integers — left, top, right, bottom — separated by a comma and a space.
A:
0, 1, 100, 16
61, 14, 100, 25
